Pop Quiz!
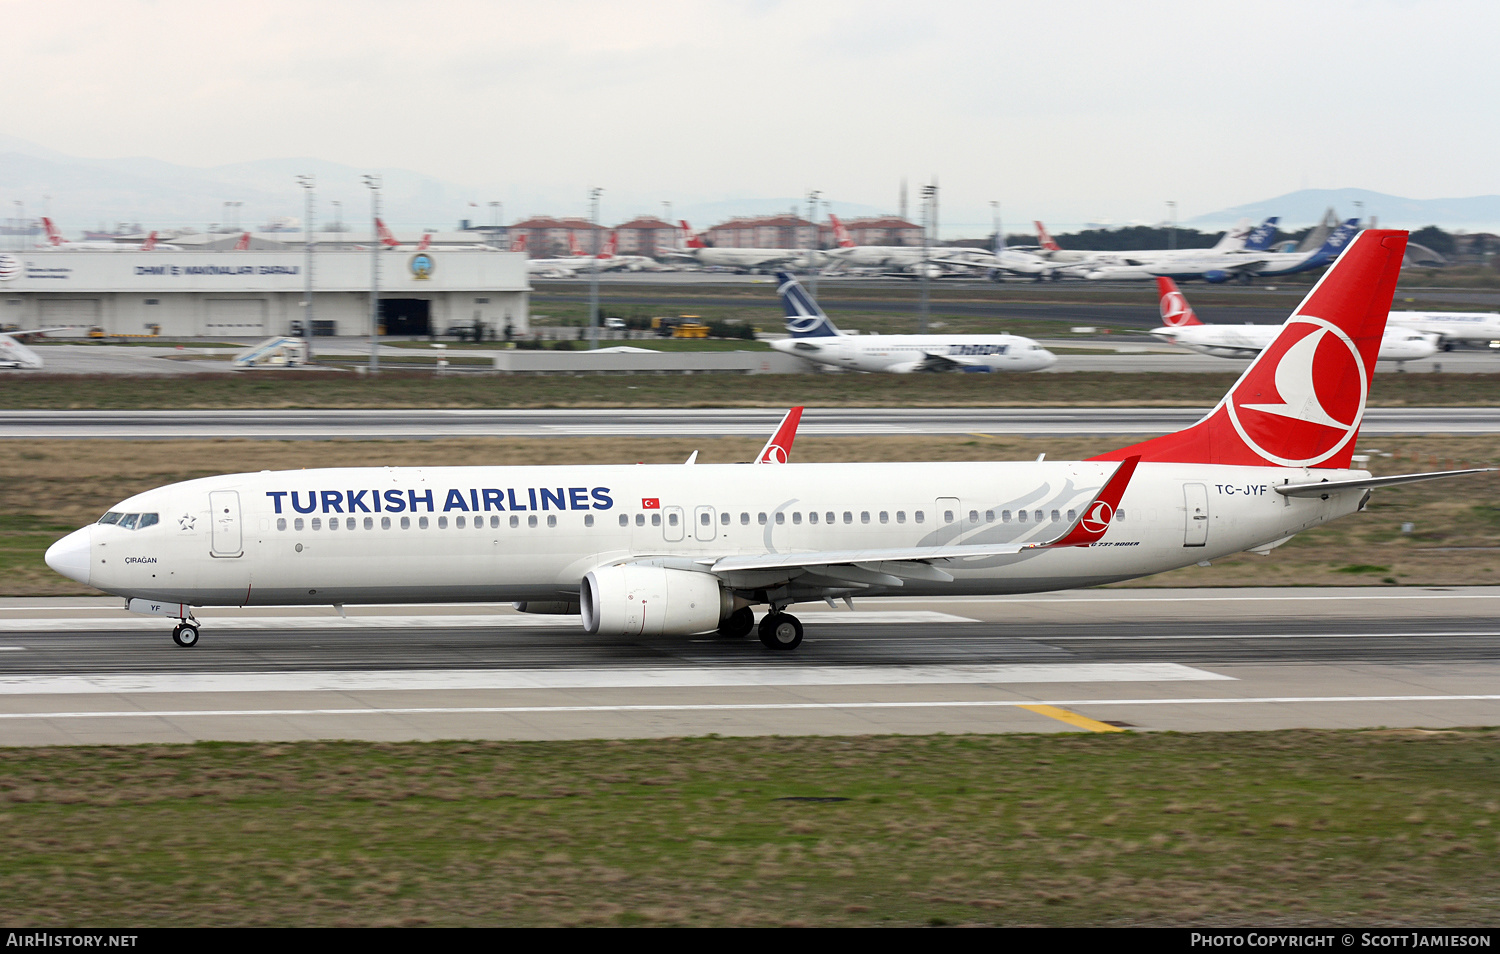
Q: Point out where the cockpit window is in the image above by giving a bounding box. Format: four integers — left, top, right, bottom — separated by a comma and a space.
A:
98, 512, 158, 530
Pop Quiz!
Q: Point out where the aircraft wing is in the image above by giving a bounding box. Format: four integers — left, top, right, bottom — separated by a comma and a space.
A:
1274, 468, 1496, 497
9, 326, 83, 342
706, 456, 1139, 583
913, 350, 989, 371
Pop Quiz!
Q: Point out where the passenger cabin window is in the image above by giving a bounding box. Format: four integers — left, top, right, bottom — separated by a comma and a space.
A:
294, 518, 304, 531
879, 512, 889, 524
510, 515, 520, 528
792, 512, 802, 525
528, 515, 538, 528
740, 512, 750, 525
438, 516, 448, 529
915, 511, 924, 524
419, 516, 429, 530
1018, 510, 1028, 523
1067, 510, 1077, 522
700, 512, 711, 526
809, 512, 819, 525
896, 511, 905, 524
276, 517, 287, 531
490, 516, 500, 529
455, 516, 466, 529
584, 514, 594, 527
758, 513, 767, 525
547, 515, 557, 528
311, 517, 321, 531
843, 512, 853, 524
401, 516, 411, 530
943, 510, 954, 524
985, 510, 995, 523
364, 517, 374, 530
619, 514, 629, 527
826, 512, 835, 524
1034, 510, 1044, 523
720, 512, 730, 525
1051, 510, 1060, 522
969, 510, 979, 524
635, 514, 645, 527
861, 511, 870, 524
381, 516, 391, 530
652, 513, 661, 527
775, 512, 785, 525
1002, 510, 1011, 523
669, 512, 679, 527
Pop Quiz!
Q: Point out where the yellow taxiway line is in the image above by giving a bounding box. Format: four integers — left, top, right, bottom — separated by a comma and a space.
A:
1016, 704, 1127, 732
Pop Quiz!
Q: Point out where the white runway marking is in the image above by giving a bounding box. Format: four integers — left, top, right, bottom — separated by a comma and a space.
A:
3, 694, 1497, 721
0, 662, 1228, 695
0, 611, 976, 633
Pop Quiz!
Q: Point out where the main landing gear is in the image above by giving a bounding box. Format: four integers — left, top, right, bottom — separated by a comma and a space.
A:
172, 621, 200, 648
757, 612, 803, 651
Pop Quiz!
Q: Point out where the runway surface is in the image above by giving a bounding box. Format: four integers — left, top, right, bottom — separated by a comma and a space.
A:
1, 587, 1496, 745
1, 406, 1497, 439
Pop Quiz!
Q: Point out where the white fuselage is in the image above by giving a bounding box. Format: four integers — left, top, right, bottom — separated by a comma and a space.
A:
1153, 324, 1439, 362
1387, 311, 1500, 345
687, 248, 824, 269
769, 333, 1057, 372
59, 460, 1366, 611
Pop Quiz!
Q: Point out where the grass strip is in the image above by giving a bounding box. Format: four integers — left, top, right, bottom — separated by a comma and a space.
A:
1, 730, 1496, 926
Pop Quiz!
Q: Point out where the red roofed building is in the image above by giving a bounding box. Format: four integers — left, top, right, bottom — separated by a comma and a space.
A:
613, 216, 679, 255
824, 216, 924, 247
510, 216, 606, 258
705, 215, 816, 249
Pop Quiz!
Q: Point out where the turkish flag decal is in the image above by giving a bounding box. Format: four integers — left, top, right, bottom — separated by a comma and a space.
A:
641, 498, 660, 509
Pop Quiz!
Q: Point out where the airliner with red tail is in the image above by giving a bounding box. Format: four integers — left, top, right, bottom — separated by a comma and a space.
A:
1150, 276, 1438, 364
43, 231, 1489, 651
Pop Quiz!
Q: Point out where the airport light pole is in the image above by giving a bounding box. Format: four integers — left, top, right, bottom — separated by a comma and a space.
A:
363, 174, 382, 374
1353, 200, 1365, 228
1167, 200, 1177, 251
588, 187, 602, 350
296, 175, 316, 361
12, 201, 21, 251
806, 190, 821, 299
489, 201, 501, 247
919, 183, 937, 334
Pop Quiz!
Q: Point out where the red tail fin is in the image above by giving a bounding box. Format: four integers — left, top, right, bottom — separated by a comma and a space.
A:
681, 221, 706, 249
233, 232, 251, 251
599, 231, 617, 258
42, 217, 63, 246
375, 218, 399, 248
830, 214, 855, 248
415, 233, 432, 252
1093, 230, 1408, 469
755, 407, 803, 464
510, 232, 528, 253
141, 231, 158, 251
1155, 277, 1202, 327
1035, 220, 1061, 252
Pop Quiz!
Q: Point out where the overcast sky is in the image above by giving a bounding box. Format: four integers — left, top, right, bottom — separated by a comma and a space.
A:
8, 0, 1498, 230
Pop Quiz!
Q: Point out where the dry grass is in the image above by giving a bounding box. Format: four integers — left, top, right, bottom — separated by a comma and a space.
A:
1, 730, 1497, 926
8, 435, 1500, 595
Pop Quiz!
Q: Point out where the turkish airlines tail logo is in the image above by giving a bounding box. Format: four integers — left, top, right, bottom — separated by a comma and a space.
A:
233, 232, 251, 251
415, 233, 431, 252
756, 407, 803, 464
1156, 277, 1202, 327
42, 218, 64, 246
375, 218, 399, 248
510, 233, 528, 253
1035, 221, 1061, 252
599, 231, 617, 258
830, 214, 855, 248
681, 221, 706, 249
1091, 230, 1408, 469
141, 231, 157, 251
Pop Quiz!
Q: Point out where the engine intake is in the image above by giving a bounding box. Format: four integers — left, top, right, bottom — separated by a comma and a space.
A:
582, 564, 730, 637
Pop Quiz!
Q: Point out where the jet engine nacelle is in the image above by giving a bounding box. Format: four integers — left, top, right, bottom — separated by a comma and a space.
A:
1202, 270, 1232, 284
581, 563, 730, 637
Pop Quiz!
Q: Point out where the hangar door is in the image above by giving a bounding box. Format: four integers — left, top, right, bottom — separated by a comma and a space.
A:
39, 299, 101, 327
204, 299, 267, 336
379, 299, 431, 336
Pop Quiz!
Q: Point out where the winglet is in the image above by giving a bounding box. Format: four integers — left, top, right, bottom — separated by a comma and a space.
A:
755, 407, 804, 463
1045, 456, 1139, 547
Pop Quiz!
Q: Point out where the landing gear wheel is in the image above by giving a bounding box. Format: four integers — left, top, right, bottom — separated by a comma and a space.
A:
172, 623, 199, 648
757, 612, 803, 650
717, 606, 755, 638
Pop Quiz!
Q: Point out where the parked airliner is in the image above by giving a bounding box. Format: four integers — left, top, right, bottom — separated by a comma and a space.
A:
767, 272, 1056, 373
1150, 277, 1438, 364
44, 230, 1489, 651
1386, 310, 1500, 350
1085, 219, 1360, 283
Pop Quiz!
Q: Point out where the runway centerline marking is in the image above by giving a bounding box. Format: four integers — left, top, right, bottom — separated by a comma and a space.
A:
2, 694, 1497, 721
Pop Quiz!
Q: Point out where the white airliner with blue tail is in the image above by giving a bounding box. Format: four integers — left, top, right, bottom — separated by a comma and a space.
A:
44, 231, 1490, 651
766, 273, 1057, 373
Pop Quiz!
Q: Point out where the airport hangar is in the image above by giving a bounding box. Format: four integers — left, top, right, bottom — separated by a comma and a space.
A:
0, 249, 531, 338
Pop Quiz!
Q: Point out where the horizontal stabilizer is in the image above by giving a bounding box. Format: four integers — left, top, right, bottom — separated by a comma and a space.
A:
1274, 468, 1496, 497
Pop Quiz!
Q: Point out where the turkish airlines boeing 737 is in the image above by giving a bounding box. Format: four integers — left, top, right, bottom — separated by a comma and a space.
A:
44, 230, 1490, 650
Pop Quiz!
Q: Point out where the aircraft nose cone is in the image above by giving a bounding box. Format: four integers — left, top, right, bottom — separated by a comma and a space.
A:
45, 526, 91, 585
1038, 349, 1059, 368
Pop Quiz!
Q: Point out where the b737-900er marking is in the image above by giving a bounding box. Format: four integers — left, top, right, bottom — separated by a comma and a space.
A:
43, 231, 1492, 650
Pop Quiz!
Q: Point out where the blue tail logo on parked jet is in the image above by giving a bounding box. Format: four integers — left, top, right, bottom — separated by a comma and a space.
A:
1306, 219, 1363, 266
776, 271, 842, 338
1244, 217, 1280, 252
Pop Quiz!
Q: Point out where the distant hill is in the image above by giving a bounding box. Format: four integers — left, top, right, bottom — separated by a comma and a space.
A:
1190, 189, 1500, 231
